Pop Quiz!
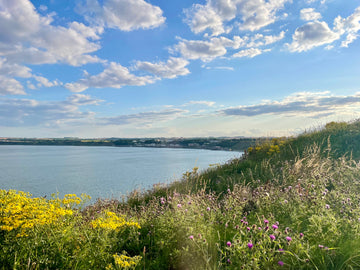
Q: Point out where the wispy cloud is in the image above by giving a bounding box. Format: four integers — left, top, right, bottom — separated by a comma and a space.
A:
100, 108, 188, 126
0, 94, 103, 127
77, 0, 165, 31
220, 92, 360, 118
65, 62, 156, 92
135, 57, 190, 79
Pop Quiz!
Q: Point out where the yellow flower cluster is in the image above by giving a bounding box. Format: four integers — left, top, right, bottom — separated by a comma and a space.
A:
248, 138, 286, 156
61, 194, 82, 205
0, 190, 75, 237
91, 211, 141, 231
106, 253, 142, 269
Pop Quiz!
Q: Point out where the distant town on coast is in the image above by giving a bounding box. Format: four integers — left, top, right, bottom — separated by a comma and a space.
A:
0, 137, 266, 152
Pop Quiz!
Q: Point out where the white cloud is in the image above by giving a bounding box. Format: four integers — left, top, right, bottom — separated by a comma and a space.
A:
33, 75, 60, 88
65, 62, 156, 92
172, 36, 245, 62
135, 57, 190, 79
233, 48, 270, 58
184, 0, 290, 36
220, 91, 360, 117
286, 21, 339, 52
0, 58, 32, 78
0, 76, 26, 95
78, 0, 165, 31
0, 94, 102, 126
300, 8, 322, 21
0, 0, 103, 66
246, 31, 286, 47
334, 7, 360, 47
288, 6, 360, 52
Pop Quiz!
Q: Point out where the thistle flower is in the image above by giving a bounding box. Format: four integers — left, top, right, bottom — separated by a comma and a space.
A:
272, 224, 278, 230
286, 236, 292, 242
226, 241, 232, 247
270, 234, 276, 240
189, 235, 194, 240
278, 261, 284, 266
247, 242, 253, 249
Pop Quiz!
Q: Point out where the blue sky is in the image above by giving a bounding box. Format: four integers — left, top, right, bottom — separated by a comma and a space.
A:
1, 0, 360, 138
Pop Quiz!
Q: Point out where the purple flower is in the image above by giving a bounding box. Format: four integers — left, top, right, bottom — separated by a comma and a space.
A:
189, 235, 194, 240
226, 241, 232, 247
272, 224, 278, 230
264, 219, 269, 224
247, 242, 253, 249
206, 207, 211, 211
270, 234, 276, 240
278, 261, 284, 266
325, 204, 330, 209
247, 227, 251, 231
177, 204, 182, 208
318, 245, 324, 249
227, 258, 231, 264
286, 236, 292, 242
300, 233, 304, 238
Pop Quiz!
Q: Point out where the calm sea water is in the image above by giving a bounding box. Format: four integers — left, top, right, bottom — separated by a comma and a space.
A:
0, 145, 241, 201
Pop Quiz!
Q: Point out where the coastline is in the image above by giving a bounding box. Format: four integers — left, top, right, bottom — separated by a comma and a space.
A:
0, 137, 262, 152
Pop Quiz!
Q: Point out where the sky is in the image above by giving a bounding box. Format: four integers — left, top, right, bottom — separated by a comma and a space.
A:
1, 0, 360, 138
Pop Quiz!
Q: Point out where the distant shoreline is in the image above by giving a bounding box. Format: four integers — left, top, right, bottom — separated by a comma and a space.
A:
0, 137, 262, 152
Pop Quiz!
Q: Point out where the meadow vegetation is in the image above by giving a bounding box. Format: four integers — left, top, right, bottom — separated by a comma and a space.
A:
2, 120, 360, 269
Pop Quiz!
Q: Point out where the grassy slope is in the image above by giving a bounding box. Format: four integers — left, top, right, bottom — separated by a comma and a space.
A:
122, 119, 360, 269
2, 120, 360, 269
127, 120, 360, 206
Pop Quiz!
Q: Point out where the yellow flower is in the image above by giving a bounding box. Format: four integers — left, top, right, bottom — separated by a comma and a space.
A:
91, 211, 141, 231
0, 190, 83, 237
113, 253, 142, 269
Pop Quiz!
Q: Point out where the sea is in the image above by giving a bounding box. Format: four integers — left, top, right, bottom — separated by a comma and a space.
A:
0, 145, 241, 201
